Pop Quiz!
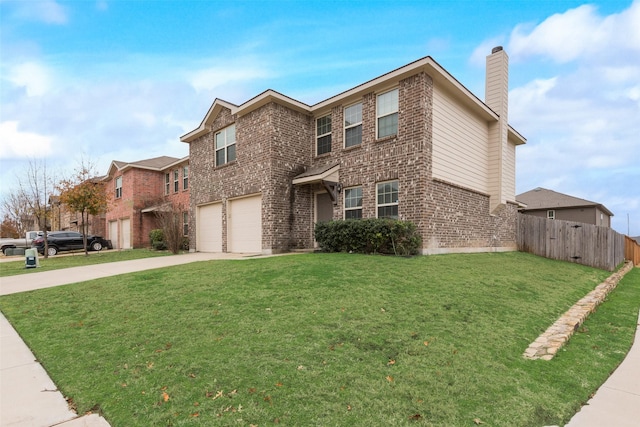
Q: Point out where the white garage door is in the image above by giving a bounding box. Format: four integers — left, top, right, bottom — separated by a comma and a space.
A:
121, 218, 131, 249
109, 221, 119, 249
228, 195, 262, 253
197, 203, 223, 252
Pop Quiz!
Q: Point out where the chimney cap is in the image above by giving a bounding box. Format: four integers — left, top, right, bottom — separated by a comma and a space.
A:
492, 46, 504, 54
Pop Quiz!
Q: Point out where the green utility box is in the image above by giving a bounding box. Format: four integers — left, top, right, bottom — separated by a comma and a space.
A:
25, 248, 39, 269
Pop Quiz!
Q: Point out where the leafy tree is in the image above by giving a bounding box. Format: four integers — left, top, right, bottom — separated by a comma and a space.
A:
0, 215, 20, 238
58, 161, 110, 255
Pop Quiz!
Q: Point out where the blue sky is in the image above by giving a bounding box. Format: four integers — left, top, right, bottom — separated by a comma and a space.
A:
1, 0, 638, 236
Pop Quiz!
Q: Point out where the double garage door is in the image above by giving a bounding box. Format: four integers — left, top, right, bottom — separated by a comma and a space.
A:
196, 195, 262, 253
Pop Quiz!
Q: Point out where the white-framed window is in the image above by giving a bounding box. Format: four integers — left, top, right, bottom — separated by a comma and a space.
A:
215, 124, 236, 166
173, 169, 179, 193
316, 114, 332, 155
115, 176, 122, 199
344, 102, 362, 148
344, 186, 363, 219
547, 210, 555, 220
376, 88, 398, 139
183, 212, 189, 237
183, 166, 189, 190
377, 180, 399, 219
165, 173, 170, 195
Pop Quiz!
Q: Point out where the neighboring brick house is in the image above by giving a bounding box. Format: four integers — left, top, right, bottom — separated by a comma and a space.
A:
48, 195, 106, 236
516, 187, 613, 227
181, 47, 526, 254
103, 156, 189, 249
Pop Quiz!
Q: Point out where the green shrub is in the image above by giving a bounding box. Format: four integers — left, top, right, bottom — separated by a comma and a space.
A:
149, 229, 166, 250
314, 218, 421, 255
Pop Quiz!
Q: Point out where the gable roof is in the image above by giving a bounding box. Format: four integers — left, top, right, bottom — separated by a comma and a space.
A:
105, 156, 188, 178
181, 55, 526, 145
516, 187, 614, 216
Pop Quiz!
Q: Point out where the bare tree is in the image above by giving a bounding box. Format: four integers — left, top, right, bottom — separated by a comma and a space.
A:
1, 191, 31, 236
1, 159, 56, 257
58, 159, 110, 256
154, 203, 187, 254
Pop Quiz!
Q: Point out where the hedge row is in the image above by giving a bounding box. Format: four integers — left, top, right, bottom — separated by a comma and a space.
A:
314, 218, 422, 256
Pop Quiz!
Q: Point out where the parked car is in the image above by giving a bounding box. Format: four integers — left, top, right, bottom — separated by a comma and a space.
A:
32, 231, 111, 256
1, 231, 43, 255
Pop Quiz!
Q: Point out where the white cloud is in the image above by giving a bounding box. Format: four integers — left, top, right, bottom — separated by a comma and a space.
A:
187, 58, 273, 93
502, 1, 640, 235
0, 121, 53, 158
508, 1, 640, 64
10, 0, 68, 25
6, 61, 54, 96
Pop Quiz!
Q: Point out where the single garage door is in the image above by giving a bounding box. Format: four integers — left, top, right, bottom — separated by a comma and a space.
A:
228, 195, 262, 253
121, 218, 131, 249
197, 202, 223, 252
109, 221, 119, 249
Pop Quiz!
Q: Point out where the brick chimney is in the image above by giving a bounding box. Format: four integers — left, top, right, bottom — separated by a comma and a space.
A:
486, 46, 509, 213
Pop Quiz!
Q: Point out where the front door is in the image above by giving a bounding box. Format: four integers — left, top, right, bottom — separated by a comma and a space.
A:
315, 192, 333, 246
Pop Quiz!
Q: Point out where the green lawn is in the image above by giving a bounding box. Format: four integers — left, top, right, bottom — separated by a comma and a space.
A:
0, 252, 638, 426
0, 249, 174, 277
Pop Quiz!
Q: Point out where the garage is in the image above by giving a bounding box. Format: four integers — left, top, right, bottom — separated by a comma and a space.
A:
108, 221, 119, 249
121, 218, 131, 249
197, 202, 223, 252
228, 194, 262, 253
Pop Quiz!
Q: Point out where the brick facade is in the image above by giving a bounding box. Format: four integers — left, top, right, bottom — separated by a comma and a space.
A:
183, 54, 524, 254
104, 157, 189, 249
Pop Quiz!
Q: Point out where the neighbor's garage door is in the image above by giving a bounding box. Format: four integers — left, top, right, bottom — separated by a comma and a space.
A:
197, 202, 223, 252
121, 218, 131, 249
109, 221, 118, 249
228, 195, 262, 253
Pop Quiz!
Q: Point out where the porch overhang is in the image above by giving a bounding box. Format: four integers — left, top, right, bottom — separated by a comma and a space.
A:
293, 163, 342, 204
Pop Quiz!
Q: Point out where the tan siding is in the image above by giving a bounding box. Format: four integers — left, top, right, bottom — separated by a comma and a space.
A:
432, 84, 489, 193
504, 137, 517, 201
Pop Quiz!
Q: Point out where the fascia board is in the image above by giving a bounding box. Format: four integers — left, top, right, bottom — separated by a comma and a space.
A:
181, 99, 239, 143
311, 56, 498, 122
508, 126, 527, 145
163, 156, 190, 171
292, 164, 341, 185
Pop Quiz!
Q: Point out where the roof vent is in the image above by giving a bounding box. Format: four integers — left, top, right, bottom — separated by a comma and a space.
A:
492, 46, 503, 54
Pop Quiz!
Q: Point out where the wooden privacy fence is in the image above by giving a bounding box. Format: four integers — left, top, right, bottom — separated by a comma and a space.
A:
625, 235, 640, 266
517, 214, 625, 271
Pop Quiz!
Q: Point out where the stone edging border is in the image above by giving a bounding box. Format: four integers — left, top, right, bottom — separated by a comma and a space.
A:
523, 261, 635, 360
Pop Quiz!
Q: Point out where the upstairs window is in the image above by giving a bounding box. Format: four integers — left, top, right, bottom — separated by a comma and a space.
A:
215, 124, 236, 166
165, 173, 170, 195
377, 88, 398, 139
115, 176, 122, 199
344, 103, 362, 148
547, 210, 555, 220
316, 114, 332, 155
377, 180, 399, 219
173, 169, 179, 193
344, 186, 363, 219
183, 166, 189, 190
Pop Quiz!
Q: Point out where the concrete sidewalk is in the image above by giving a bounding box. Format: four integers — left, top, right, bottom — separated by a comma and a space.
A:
0, 252, 263, 427
564, 310, 640, 427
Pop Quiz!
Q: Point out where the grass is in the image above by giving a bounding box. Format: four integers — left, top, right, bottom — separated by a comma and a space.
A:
0, 249, 174, 277
0, 252, 638, 426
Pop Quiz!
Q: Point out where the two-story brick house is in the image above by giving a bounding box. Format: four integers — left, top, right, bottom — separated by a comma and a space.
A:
181, 47, 525, 254
103, 156, 189, 249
